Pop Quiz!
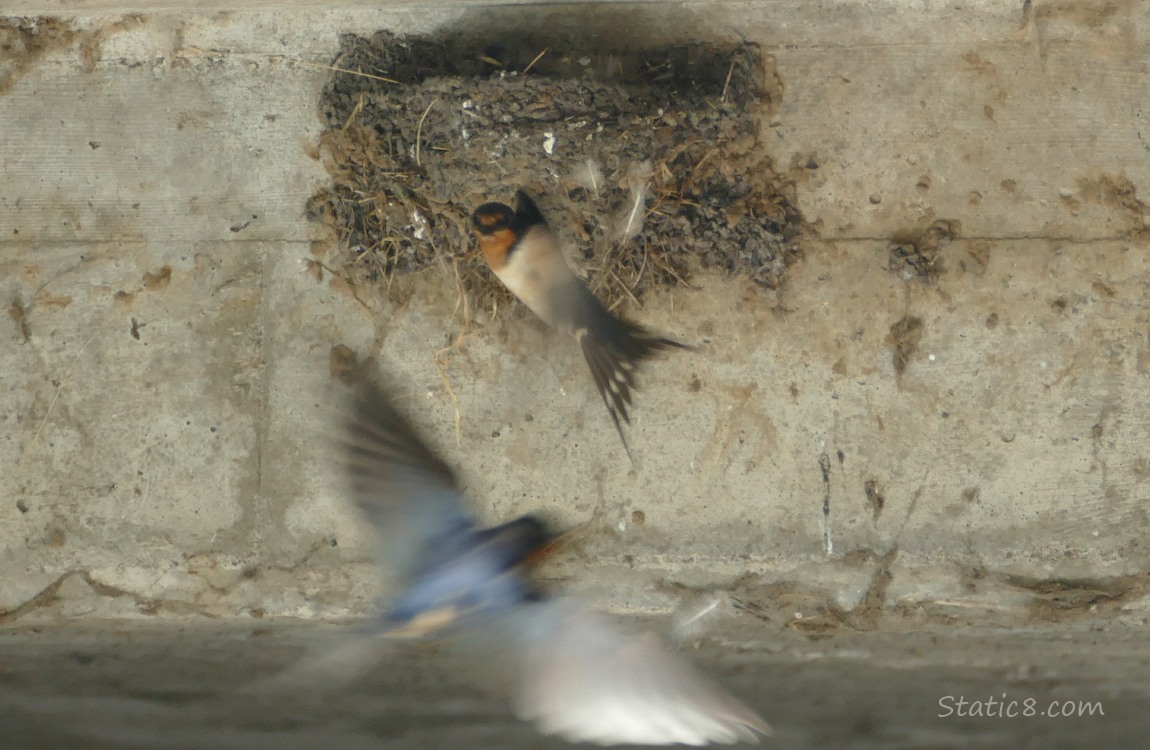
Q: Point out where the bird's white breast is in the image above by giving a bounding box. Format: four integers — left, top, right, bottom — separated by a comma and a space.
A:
495, 228, 574, 328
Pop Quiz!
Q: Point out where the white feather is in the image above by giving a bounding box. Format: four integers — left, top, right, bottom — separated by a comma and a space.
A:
670, 594, 728, 648
574, 158, 605, 198
615, 160, 654, 244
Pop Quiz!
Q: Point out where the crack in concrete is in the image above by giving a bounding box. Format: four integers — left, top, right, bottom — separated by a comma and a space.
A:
0, 570, 161, 624
838, 546, 900, 630
0, 571, 76, 624
1004, 571, 1149, 617
818, 450, 832, 555
0, 539, 335, 624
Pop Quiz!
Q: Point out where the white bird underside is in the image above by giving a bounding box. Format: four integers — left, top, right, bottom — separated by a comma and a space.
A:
463, 599, 770, 746
491, 225, 577, 330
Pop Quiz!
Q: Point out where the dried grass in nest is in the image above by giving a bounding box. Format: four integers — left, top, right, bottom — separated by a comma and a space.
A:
307, 31, 804, 317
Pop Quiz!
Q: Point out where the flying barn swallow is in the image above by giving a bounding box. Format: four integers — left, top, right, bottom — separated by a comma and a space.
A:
471, 191, 687, 461
338, 379, 770, 745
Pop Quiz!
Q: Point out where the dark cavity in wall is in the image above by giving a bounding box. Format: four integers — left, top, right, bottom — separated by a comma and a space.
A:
307, 11, 804, 313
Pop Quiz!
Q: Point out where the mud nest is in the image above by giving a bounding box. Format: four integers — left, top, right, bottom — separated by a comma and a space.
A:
307, 30, 804, 312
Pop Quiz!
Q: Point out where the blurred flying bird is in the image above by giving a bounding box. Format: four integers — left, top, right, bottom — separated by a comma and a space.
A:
305, 379, 771, 745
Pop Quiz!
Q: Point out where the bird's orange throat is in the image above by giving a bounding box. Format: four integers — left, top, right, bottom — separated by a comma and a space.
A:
474, 228, 517, 272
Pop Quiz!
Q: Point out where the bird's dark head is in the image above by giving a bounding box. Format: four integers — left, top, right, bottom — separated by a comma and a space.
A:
471, 201, 517, 236
470, 189, 548, 236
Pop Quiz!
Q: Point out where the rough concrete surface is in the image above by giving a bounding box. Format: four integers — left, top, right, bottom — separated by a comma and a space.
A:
1, 1, 1149, 746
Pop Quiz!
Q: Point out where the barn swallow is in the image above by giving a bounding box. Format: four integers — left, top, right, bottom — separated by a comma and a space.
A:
471, 190, 687, 462
335, 379, 770, 745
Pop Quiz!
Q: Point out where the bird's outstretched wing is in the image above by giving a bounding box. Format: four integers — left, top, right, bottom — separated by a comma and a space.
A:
344, 382, 473, 581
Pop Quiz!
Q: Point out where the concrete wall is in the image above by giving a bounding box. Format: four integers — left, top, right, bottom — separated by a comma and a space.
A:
2, 1, 1148, 627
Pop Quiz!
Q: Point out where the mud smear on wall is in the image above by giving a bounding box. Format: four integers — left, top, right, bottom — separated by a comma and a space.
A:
0, 17, 79, 95
307, 12, 805, 314
0, 15, 146, 95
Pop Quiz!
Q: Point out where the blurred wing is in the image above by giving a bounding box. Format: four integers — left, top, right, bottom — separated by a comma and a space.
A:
241, 627, 393, 698
345, 381, 473, 580
466, 599, 770, 746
